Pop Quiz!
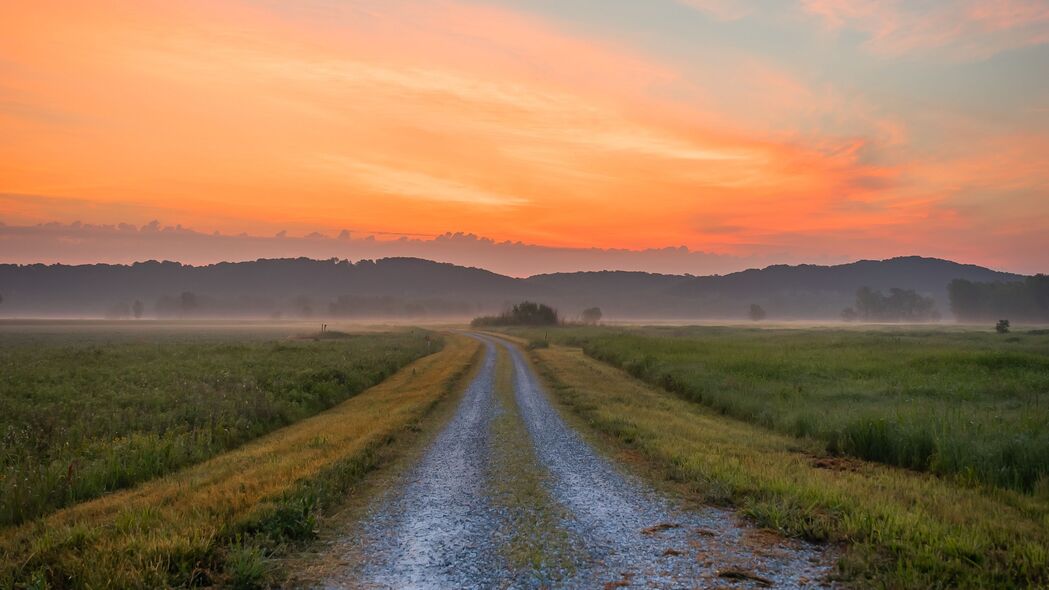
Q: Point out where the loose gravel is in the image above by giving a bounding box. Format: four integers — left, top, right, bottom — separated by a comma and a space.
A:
326, 339, 509, 589
323, 335, 835, 589
504, 338, 834, 589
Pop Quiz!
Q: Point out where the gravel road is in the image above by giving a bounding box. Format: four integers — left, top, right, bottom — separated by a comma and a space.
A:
326, 338, 509, 588
323, 335, 835, 589
504, 339, 832, 588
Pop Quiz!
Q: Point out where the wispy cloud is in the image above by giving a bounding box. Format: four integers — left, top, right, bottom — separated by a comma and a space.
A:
800, 0, 1049, 59
675, 0, 752, 21
322, 159, 528, 207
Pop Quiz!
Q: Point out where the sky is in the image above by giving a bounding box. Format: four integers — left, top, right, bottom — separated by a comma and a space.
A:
2, 0, 1048, 275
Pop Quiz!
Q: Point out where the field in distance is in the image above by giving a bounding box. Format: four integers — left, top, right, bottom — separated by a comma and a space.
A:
500, 324, 1049, 494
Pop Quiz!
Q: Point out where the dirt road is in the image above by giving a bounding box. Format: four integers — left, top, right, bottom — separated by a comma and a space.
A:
322, 335, 834, 588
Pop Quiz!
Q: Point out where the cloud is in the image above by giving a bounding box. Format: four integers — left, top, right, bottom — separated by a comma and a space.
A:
0, 221, 789, 277
0, 0, 1045, 272
322, 159, 528, 207
675, 0, 752, 21
800, 0, 1049, 59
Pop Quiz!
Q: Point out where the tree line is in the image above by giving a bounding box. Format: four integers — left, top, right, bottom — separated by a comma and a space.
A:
949, 275, 1049, 322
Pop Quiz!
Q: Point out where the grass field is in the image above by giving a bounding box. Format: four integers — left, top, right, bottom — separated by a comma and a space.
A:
0, 323, 438, 526
499, 325, 1049, 494
0, 334, 479, 589
523, 341, 1049, 588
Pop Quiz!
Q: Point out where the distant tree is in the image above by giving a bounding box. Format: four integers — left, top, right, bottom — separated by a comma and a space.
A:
132, 300, 144, 319
854, 286, 937, 322
748, 304, 767, 321
471, 301, 560, 327
841, 307, 858, 322
581, 307, 603, 325
179, 291, 198, 315
996, 319, 1011, 334
293, 295, 314, 318
950, 276, 1049, 323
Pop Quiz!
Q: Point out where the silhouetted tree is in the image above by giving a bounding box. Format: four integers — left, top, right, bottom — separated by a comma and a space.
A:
949, 276, 1049, 322
854, 287, 937, 322
132, 300, 144, 319
996, 319, 1011, 334
581, 307, 603, 325
748, 304, 767, 321
293, 295, 314, 318
179, 291, 198, 315
471, 301, 560, 327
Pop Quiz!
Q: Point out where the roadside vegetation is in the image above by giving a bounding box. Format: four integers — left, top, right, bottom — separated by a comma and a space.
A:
0, 335, 479, 589
500, 325, 1049, 494
0, 328, 437, 525
525, 342, 1049, 588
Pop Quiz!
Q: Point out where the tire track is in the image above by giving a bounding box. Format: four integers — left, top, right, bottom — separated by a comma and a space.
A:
501, 337, 834, 588
327, 339, 507, 589
323, 335, 834, 588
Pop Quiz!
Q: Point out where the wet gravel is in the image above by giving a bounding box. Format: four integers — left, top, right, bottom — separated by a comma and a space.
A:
323, 335, 836, 589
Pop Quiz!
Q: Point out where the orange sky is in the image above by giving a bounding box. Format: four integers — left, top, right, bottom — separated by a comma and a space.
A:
2, 0, 1048, 272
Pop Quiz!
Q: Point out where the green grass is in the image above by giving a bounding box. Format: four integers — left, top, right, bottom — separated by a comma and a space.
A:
488, 347, 578, 586
0, 326, 438, 526
528, 342, 1049, 588
0, 335, 479, 589
497, 325, 1049, 495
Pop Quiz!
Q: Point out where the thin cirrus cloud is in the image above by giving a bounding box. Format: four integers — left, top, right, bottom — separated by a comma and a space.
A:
675, 0, 1049, 59
0, 0, 1046, 273
799, 0, 1049, 59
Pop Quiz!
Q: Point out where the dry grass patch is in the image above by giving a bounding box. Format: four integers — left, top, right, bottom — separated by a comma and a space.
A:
0, 336, 480, 589
531, 345, 1049, 589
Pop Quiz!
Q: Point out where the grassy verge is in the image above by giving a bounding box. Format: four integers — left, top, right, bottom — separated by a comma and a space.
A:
0, 335, 480, 589
500, 326, 1049, 494
488, 346, 578, 586
529, 343, 1049, 589
0, 328, 437, 525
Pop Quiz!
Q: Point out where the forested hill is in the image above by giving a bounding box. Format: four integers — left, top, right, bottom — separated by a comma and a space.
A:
0, 255, 1030, 320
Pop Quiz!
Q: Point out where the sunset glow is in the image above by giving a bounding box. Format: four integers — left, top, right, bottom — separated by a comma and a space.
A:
2, 0, 1048, 272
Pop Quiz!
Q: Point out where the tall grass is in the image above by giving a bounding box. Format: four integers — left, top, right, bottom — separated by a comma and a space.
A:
0, 336, 479, 589
530, 344, 1049, 588
0, 329, 437, 525
504, 326, 1049, 494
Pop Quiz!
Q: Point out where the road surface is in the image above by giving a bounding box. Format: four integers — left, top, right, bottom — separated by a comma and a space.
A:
322, 335, 834, 589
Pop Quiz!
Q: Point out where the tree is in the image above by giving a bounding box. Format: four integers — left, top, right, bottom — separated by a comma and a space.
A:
471, 301, 560, 327
748, 304, 766, 321
854, 287, 937, 322
996, 319, 1010, 334
950, 276, 1049, 323
581, 307, 603, 325
179, 291, 198, 315
132, 300, 144, 319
